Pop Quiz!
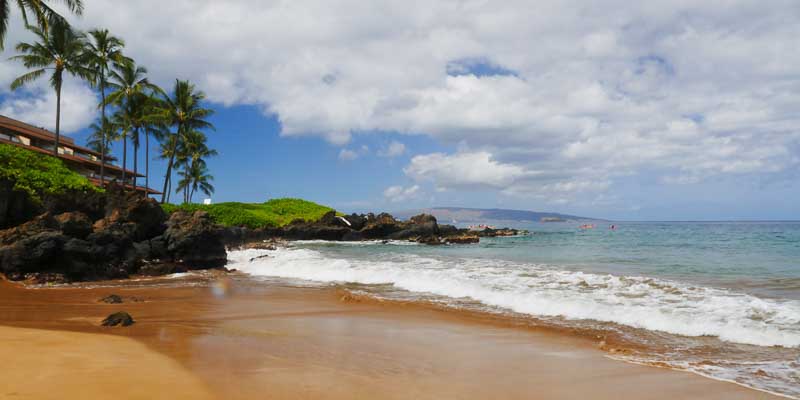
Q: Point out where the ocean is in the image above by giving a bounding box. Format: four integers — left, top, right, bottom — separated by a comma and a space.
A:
228, 221, 800, 398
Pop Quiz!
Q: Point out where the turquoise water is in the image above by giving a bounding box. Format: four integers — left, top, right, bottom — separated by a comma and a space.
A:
231, 221, 800, 398
400, 221, 800, 298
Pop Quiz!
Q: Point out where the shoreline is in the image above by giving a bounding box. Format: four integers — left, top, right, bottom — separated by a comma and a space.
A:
0, 274, 781, 399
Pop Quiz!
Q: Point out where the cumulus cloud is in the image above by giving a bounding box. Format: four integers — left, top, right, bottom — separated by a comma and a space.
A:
405, 151, 525, 189
338, 148, 359, 161
0, 81, 98, 134
383, 184, 420, 203
378, 140, 406, 157
338, 145, 369, 161
1, 0, 796, 203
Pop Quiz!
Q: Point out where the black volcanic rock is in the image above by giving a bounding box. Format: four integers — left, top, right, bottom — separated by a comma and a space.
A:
0, 179, 40, 229
163, 211, 227, 269
100, 294, 123, 304
101, 311, 135, 327
0, 184, 229, 282
55, 212, 93, 239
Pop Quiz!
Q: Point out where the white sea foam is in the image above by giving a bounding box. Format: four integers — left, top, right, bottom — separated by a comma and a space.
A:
228, 247, 800, 348
290, 239, 420, 246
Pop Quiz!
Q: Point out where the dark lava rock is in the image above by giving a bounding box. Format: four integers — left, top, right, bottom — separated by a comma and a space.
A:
416, 235, 444, 245
249, 254, 270, 262
343, 213, 367, 231
163, 211, 227, 269
0, 179, 41, 229
101, 311, 135, 327
100, 294, 123, 304
0, 231, 67, 274
409, 214, 437, 225
445, 234, 480, 244
24, 272, 68, 284
98, 191, 166, 241
138, 263, 187, 276
43, 188, 107, 222
55, 212, 93, 238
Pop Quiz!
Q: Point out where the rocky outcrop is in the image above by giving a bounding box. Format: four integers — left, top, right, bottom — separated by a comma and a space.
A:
0, 187, 228, 283
444, 234, 480, 244
222, 211, 513, 248
161, 211, 227, 269
475, 227, 527, 237
101, 311, 135, 327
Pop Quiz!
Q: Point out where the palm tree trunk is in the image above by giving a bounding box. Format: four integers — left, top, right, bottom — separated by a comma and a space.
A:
122, 134, 127, 189
160, 137, 177, 203
99, 78, 106, 186
132, 127, 138, 192
145, 131, 149, 198
166, 175, 172, 203
54, 79, 62, 156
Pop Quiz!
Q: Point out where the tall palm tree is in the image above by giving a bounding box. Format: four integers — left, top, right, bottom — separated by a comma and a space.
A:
157, 133, 178, 202
152, 79, 214, 203
176, 161, 214, 204
84, 28, 128, 186
0, 0, 83, 49
86, 117, 115, 157
10, 19, 91, 155
176, 130, 216, 203
105, 60, 159, 191
109, 107, 131, 186
141, 102, 169, 197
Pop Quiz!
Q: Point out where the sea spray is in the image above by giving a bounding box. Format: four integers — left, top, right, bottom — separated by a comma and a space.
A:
230, 247, 800, 348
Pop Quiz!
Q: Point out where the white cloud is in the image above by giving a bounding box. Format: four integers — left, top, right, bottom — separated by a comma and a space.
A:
0, 0, 797, 204
0, 81, 98, 134
383, 184, 420, 203
338, 148, 359, 161
405, 151, 525, 189
338, 145, 369, 161
378, 140, 406, 157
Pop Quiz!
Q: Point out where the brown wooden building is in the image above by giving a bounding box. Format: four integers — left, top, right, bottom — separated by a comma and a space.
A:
0, 114, 160, 195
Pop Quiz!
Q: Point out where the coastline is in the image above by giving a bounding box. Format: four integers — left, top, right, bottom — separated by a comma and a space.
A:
0, 274, 780, 399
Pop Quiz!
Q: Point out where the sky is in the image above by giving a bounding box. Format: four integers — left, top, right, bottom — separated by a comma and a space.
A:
0, 0, 799, 220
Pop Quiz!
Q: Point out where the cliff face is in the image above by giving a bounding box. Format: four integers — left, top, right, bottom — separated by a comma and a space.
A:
0, 185, 227, 283
0, 179, 40, 230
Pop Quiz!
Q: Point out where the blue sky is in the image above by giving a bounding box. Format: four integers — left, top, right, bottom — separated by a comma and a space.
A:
1, 1, 799, 221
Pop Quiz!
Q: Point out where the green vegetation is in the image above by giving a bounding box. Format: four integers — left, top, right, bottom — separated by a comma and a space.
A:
161, 198, 335, 229
0, 143, 99, 202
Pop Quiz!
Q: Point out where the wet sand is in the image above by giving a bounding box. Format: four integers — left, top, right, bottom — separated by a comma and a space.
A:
0, 274, 779, 399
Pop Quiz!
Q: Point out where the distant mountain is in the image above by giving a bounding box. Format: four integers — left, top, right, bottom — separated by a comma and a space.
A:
394, 207, 598, 224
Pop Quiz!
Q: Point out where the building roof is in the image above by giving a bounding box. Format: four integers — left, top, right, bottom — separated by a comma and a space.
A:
0, 114, 117, 161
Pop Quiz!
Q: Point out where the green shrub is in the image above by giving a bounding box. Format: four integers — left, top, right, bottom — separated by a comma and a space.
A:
160, 198, 335, 228
0, 143, 100, 202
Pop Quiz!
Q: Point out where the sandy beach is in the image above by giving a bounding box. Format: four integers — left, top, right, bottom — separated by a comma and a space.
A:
0, 274, 779, 400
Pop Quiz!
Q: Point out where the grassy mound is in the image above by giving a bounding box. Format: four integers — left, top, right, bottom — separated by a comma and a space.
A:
0, 143, 100, 202
161, 198, 335, 228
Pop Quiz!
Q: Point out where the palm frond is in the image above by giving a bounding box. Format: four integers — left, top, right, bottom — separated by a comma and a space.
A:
10, 68, 45, 89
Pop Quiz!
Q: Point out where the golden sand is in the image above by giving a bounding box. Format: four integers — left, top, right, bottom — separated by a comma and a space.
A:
0, 276, 779, 399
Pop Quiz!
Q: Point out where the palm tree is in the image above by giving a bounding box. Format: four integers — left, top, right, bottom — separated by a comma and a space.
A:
157, 133, 178, 203
105, 60, 160, 191
84, 28, 128, 186
176, 161, 214, 204
139, 94, 167, 196
0, 0, 83, 50
109, 107, 131, 186
10, 19, 91, 155
152, 79, 214, 203
172, 130, 216, 203
86, 117, 115, 157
